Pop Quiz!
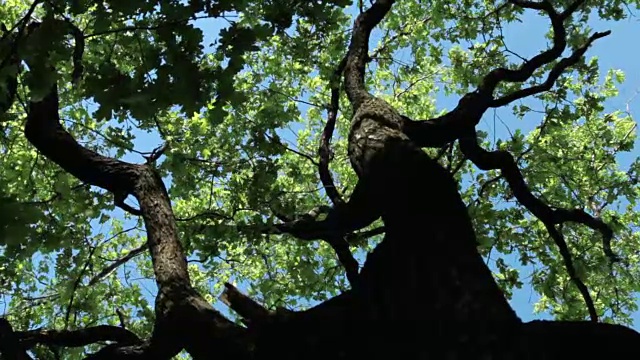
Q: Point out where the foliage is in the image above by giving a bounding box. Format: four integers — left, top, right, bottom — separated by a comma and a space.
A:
0, 0, 639, 357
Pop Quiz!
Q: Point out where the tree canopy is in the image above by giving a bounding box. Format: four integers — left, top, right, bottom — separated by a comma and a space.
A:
0, 0, 640, 359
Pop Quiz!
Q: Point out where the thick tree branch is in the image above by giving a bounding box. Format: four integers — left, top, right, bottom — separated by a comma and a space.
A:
403, 0, 609, 148
132, 168, 248, 358
274, 179, 379, 240
219, 283, 271, 325
395, 0, 614, 321
18, 25, 248, 358
345, 226, 385, 244
220, 283, 300, 335
327, 239, 360, 285
305, 0, 397, 285
230, 202, 381, 284
15, 324, 142, 349
25, 83, 139, 196
480, 0, 586, 94
313, 41, 373, 284
458, 133, 615, 260
267, 189, 380, 244
459, 131, 612, 321
271, 205, 360, 284
489, 30, 610, 107
343, 0, 394, 109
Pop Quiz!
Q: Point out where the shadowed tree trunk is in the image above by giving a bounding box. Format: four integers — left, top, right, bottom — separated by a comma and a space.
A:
2, 0, 640, 359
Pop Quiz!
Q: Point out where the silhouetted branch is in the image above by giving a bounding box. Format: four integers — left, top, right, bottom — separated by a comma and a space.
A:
143, 142, 169, 164
25, 75, 139, 197
88, 244, 147, 286
396, 0, 613, 321
489, 30, 610, 107
403, 0, 609, 148
270, 206, 360, 284
480, 0, 599, 96
343, 0, 395, 109
459, 130, 609, 322
345, 226, 385, 243
16, 324, 142, 349
313, 0, 397, 285
219, 283, 270, 326
318, 55, 347, 208
327, 239, 360, 285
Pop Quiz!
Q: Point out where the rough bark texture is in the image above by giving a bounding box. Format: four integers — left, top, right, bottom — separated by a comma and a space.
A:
2, 0, 640, 359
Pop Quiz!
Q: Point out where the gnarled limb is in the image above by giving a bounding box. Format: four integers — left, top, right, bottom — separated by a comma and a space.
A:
14, 324, 141, 349
319, 55, 347, 208
220, 283, 272, 326
459, 130, 608, 321
20, 32, 248, 358
343, 0, 394, 109
488, 29, 610, 107
311, 5, 399, 284
273, 181, 380, 284
459, 134, 615, 251
480, 0, 607, 99
403, 0, 610, 150
25, 83, 140, 196
327, 239, 360, 284
395, 0, 614, 321
337, 1, 521, 351
275, 178, 380, 240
